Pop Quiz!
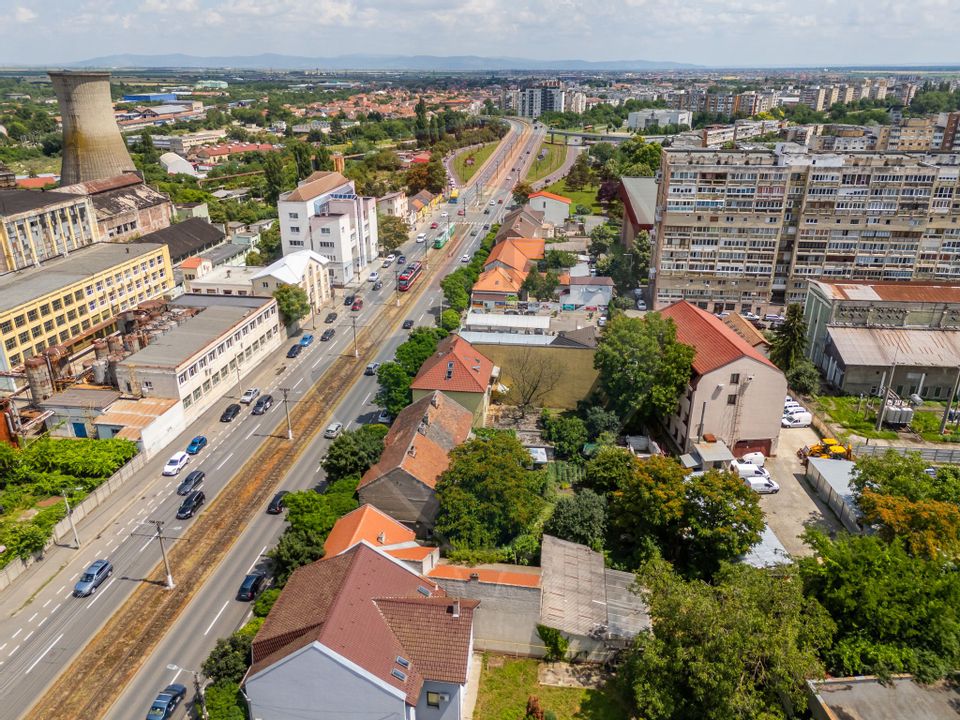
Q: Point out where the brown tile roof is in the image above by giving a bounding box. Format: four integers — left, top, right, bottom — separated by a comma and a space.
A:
723, 313, 770, 349
810, 279, 960, 304
410, 336, 494, 395
358, 391, 473, 491
251, 544, 473, 704
282, 171, 351, 202
659, 301, 778, 376
375, 596, 478, 685
323, 504, 416, 557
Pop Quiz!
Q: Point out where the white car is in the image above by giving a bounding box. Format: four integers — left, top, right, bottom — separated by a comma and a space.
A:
323, 422, 343, 439
162, 451, 190, 476
385, 253, 396, 263
416, 233, 426, 243
368, 271, 379, 282
240, 387, 260, 404
489, 200, 496, 205
460, 255, 470, 263
440, 211, 448, 218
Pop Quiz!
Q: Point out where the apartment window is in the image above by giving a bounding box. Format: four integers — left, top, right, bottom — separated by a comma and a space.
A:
14, 314, 25, 328
426, 692, 441, 708
4, 338, 16, 351
31, 326, 42, 339
288, 212, 299, 219
26, 309, 38, 322
0, 320, 11, 334
290, 226, 300, 233
74, 290, 84, 301
43, 320, 54, 332
9, 353, 20, 365
730, 373, 740, 384
142, 381, 153, 391
192, 388, 202, 401
320, 227, 331, 235
289, 240, 304, 247
39, 303, 50, 316
727, 394, 738, 405
63, 294, 73, 306
52, 299, 62, 311
182, 396, 192, 409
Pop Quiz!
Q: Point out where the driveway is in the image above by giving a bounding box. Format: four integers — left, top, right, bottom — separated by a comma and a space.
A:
760, 427, 843, 557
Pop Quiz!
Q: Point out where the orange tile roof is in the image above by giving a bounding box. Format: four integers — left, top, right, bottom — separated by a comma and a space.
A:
485, 237, 545, 272
410, 336, 495, 395
323, 504, 415, 557
16, 176, 58, 189
427, 564, 542, 588
387, 545, 437, 561
472, 265, 526, 294
179, 257, 204, 269
529, 190, 571, 204
659, 301, 778, 376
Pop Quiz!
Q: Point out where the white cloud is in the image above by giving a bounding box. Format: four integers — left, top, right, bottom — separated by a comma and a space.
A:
14, 6, 37, 22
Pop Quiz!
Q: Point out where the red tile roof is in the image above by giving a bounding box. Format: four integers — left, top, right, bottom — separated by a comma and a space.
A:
529, 190, 571, 204
659, 301, 778, 376
387, 545, 437, 561
427, 564, 542, 588
283, 171, 351, 202
251, 544, 475, 703
358, 391, 473, 491
485, 237, 544, 272
410, 336, 494, 395
472, 265, 526, 294
323, 504, 416, 557
196, 142, 278, 158
15, 176, 58, 189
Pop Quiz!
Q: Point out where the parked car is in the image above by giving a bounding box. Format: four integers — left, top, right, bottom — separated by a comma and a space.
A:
146, 684, 187, 720
267, 490, 289, 514
368, 271, 380, 282
377, 409, 393, 425
237, 573, 267, 601
744, 476, 780, 494
162, 451, 189, 476
382, 254, 396, 267
460, 254, 470, 263
740, 451, 766, 467
185, 435, 207, 455
373, 280, 383, 290
176, 470, 205, 496
440, 211, 448, 218
416, 234, 426, 243
470, 229, 479, 236
782, 412, 812, 428
320, 328, 335, 341
784, 401, 803, 415
364, 362, 381, 376
351, 298, 364, 311
458, 209, 466, 216
299, 334, 314, 347
497, 198, 503, 204
483, 208, 491, 214
324, 422, 343, 439
397, 255, 406, 265
402, 319, 415, 329
489, 200, 496, 205
286, 344, 303, 359
636, 299, 647, 311
729, 460, 772, 481
343, 294, 356, 306
240, 387, 260, 404
220, 403, 241, 422
430, 222, 438, 229
73, 559, 112, 597
324, 312, 338, 323
176, 490, 205, 519
252, 394, 273, 415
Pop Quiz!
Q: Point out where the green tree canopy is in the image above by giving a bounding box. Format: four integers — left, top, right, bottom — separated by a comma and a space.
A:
321, 424, 389, 483
786, 359, 820, 395
512, 180, 534, 206
540, 411, 588, 461
769, 303, 808, 373
394, 327, 446, 376
377, 214, 409, 253
543, 489, 607, 550
202, 633, 252, 685
262, 152, 287, 205
593, 313, 694, 423
272, 283, 311, 325
376, 361, 412, 417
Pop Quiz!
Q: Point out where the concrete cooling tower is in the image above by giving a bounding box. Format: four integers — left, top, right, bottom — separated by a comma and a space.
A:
49, 70, 136, 185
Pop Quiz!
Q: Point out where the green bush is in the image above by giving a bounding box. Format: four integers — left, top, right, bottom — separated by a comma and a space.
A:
536, 624, 569, 662
253, 588, 281, 618
204, 681, 247, 720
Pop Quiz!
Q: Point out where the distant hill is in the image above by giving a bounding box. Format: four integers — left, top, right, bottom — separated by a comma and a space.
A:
65, 53, 699, 71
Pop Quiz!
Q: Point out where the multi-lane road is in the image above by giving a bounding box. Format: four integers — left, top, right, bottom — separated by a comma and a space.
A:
2, 117, 543, 720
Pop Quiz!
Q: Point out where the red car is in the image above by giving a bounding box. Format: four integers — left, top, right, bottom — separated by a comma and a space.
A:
430, 222, 439, 229
457, 209, 466, 216
351, 298, 364, 311
497, 199, 503, 204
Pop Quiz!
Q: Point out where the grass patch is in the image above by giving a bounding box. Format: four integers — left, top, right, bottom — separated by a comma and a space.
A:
543, 178, 602, 216
5, 155, 60, 177
526, 141, 567, 183
908, 408, 960, 443
813, 396, 898, 440
475, 655, 630, 720
453, 141, 498, 183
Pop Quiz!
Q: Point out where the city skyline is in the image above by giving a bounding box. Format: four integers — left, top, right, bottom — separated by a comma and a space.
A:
1, 0, 959, 68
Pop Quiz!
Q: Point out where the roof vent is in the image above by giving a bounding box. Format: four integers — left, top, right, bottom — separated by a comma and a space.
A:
391, 668, 407, 682
396, 656, 410, 668
431, 393, 440, 408
377, 531, 386, 544
408, 445, 417, 457
417, 585, 431, 596
418, 421, 428, 435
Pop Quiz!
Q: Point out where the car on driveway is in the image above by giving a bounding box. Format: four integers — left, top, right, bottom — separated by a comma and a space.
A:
237, 573, 267, 601
240, 387, 260, 404
252, 394, 273, 415
185, 435, 207, 455
73, 559, 112, 597
286, 344, 303, 359
146, 684, 186, 720
220, 403, 241, 422
325, 312, 338, 323
324, 422, 343, 439
489, 200, 496, 205
364, 362, 381, 376
267, 490, 289, 514
343, 294, 356, 306
162, 451, 189, 476
402, 319, 415, 329
320, 328, 335, 341
177, 470, 205, 496
299, 334, 314, 347
351, 298, 364, 311
377, 409, 393, 425
176, 490, 205, 519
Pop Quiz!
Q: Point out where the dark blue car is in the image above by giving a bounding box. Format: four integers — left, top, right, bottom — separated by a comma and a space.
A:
185, 435, 207, 455
146, 683, 186, 720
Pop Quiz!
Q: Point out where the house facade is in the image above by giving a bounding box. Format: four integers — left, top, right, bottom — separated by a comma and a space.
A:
526, 191, 570, 226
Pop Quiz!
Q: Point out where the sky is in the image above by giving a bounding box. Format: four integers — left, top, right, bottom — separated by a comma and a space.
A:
0, 0, 959, 67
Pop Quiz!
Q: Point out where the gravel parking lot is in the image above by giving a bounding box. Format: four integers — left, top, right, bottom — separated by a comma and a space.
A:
760, 427, 843, 557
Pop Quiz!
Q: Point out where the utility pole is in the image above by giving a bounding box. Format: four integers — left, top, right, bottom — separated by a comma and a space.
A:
278, 387, 293, 440
351, 316, 359, 358
151, 520, 175, 589
193, 670, 208, 720
234, 344, 244, 399
941, 366, 960, 435
395, 267, 400, 307
62, 489, 80, 549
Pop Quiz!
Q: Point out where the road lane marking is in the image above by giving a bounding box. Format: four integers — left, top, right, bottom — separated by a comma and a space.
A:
0, 644, 5, 652
362, 392, 371, 405
24, 633, 63, 675
312, 357, 324, 369
86, 578, 115, 609
139, 536, 153, 553
12, 628, 21, 639
215, 452, 234, 471
244, 426, 260, 441
137, 508, 146, 516
246, 546, 267, 574
42, 599, 51, 609
292, 377, 303, 390
51, 603, 61, 616
204, 601, 230, 636
56, 586, 64, 594
171, 668, 183, 682
23, 631, 33, 642
37, 616, 46, 627
8, 645, 19, 657
28, 613, 37, 623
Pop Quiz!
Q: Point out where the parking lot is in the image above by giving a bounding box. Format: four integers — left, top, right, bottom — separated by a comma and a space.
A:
760, 427, 844, 557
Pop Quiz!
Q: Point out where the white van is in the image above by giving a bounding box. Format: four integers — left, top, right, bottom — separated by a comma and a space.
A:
784, 400, 802, 413
730, 460, 771, 481
740, 451, 766, 467
744, 476, 780, 494
782, 411, 812, 428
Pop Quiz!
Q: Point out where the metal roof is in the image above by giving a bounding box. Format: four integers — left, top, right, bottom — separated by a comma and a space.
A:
741, 525, 792, 568
809, 677, 960, 720
810, 279, 960, 304
620, 176, 657, 226
807, 457, 856, 506
463, 313, 551, 330
827, 326, 960, 368
39, 386, 121, 409
0, 188, 85, 216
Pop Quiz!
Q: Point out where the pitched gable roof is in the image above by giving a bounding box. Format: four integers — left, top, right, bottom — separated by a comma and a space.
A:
250, 249, 328, 284
251, 544, 474, 704
358, 391, 473, 491
472, 265, 526, 294
410, 336, 494, 394
659, 301, 778, 376
133, 217, 224, 263
723, 313, 770, 349
282, 171, 351, 202
485, 237, 545, 272
529, 190, 571, 204
324, 504, 416, 557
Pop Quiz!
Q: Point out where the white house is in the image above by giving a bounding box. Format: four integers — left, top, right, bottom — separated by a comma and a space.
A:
526, 191, 571, 226
278, 171, 379, 286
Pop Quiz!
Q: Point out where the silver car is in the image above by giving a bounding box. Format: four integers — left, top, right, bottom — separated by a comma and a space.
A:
74, 559, 112, 597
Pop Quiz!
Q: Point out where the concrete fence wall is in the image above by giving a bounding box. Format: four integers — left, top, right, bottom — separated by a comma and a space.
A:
0, 452, 147, 594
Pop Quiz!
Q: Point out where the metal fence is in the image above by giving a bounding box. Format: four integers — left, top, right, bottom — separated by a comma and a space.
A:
854, 443, 960, 464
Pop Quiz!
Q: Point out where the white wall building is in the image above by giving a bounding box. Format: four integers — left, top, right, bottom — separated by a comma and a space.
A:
518, 83, 565, 119
627, 109, 693, 131
278, 171, 379, 286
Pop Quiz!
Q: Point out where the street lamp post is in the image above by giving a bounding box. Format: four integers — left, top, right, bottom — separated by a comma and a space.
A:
167, 664, 208, 720
351, 317, 359, 358
395, 266, 401, 308
278, 387, 293, 440
62, 487, 82, 549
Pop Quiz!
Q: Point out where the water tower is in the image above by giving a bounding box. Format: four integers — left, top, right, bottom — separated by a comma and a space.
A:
49, 70, 136, 185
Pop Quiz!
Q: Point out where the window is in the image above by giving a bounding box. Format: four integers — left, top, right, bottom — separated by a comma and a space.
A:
288, 212, 299, 219
727, 394, 738, 405
730, 373, 740, 384
14, 315, 25, 328
0, 320, 11, 334
427, 692, 441, 708
27, 309, 38, 322
289, 226, 300, 233
142, 381, 153, 390
5, 338, 16, 351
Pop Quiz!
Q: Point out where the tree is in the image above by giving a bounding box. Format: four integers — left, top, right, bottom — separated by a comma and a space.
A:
583, 445, 637, 494
434, 432, 547, 550
202, 633, 252, 685
321, 424, 389, 483
405, 163, 431, 195
608, 456, 763, 576
588, 223, 618, 258
769, 303, 808, 373
376, 362, 412, 417
204, 682, 246, 720
786, 359, 820, 395
440, 309, 461, 332
272, 283, 311, 325
565, 153, 594, 191
512, 181, 534, 207
290, 141, 313, 181
425, 158, 446, 193
800, 531, 960, 681
594, 313, 694, 423
394, 327, 446, 376
541, 412, 588, 461
505, 347, 563, 416
377, 214, 408, 253
262, 152, 286, 204
582, 406, 620, 440
543, 490, 607, 550
544, 249, 577, 269
623, 559, 833, 720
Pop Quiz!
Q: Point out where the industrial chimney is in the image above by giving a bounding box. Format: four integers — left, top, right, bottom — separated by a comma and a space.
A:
49, 70, 136, 185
